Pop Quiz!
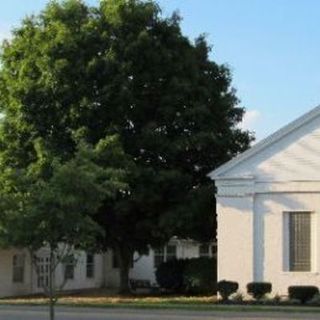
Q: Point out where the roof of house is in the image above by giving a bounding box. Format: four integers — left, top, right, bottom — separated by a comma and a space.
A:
208, 104, 320, 179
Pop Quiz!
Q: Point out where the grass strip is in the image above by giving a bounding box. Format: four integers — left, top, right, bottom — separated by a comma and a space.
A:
1, 300, 320, 314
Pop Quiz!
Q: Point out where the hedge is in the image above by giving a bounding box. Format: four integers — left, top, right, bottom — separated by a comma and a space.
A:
155, 257, 216, 294
288, 286, 319, 304
155, 259, 188, 293
184, 257, 216, 294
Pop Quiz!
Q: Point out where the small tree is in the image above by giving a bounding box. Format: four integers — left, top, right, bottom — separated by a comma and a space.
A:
0, 137, 126, 320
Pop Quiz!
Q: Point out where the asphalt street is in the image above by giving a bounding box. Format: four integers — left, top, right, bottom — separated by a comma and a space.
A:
0, 306, 320, 320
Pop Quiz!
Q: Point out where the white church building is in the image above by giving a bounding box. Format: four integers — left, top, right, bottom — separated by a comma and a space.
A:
210, 105, 320, 295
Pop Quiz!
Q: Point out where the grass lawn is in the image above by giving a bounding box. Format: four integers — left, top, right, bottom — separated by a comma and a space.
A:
1, 290, 320, 313
0, 290, 216, 307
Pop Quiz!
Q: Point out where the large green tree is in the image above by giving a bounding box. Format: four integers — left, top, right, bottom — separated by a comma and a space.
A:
0, 0, 253, 293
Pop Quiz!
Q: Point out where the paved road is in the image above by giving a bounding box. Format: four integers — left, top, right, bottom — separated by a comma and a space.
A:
1, 306, 320, 320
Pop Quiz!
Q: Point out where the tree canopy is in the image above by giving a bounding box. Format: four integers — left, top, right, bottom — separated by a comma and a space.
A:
0, 0, 253, 293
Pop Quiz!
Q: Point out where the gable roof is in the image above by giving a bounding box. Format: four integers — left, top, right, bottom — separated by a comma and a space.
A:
209, 104, 320, 180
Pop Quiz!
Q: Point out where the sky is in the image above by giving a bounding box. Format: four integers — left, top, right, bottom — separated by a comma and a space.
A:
1, 1, 320, 141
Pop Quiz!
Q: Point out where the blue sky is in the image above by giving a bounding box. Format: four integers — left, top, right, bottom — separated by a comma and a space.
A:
1, 1, 320, 140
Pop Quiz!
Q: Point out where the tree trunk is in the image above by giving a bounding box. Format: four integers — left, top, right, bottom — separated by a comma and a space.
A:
117, 246, 133, 295
49, 248, 55, 320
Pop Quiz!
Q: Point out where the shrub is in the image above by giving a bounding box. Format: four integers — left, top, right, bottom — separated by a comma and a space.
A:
308, 293, 320, 305
155, 259, 188, 293
247, 282, 272, 300
288, 286, 319, 304
231, 292, 244, 302
217, 280, 239, 301
184, 257, 216, 295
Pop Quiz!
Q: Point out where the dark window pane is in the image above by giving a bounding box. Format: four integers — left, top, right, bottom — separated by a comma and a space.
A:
199, 244, 209, 257
12, 254, 25, 283
86, 253, 95, 278
64, 255, 75, 280
154, 247, 165, 268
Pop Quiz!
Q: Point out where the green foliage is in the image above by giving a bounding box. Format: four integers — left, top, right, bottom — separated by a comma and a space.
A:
0, 134, 127, 319
155, 257, 216, 295
0, 0, 253, 293
155, 259, 188, 293
217, 280, 239, 302
246, 282, 272, 300
288, 286, 319, 304
0, 136, 127, 251
184, 257, 216, 295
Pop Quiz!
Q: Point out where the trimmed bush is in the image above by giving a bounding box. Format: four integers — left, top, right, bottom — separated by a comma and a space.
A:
184, 257, 216, 295
247, 282, 272, 300
155, 259, 188, 293
217, 280, 239, 301
288, 286, 319, 304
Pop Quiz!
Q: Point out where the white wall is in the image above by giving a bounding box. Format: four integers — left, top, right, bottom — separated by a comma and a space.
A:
131, 252, 156, 284
216, 184, 320, 296
217, 196, 254, 293
0, 248, 106, 298
53, 252, 105, 292
254, 192, 320, 295
0, 249, 32, 297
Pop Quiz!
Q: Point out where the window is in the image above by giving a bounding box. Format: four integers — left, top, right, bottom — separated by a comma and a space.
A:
64, 255, 75, 280
86, 253, 95, 278
289, 212, 311, 272
199, 244, 217, 258
154, 245, 177, 268
166, 245, 177, 261
12, 254, 25, 283
211, 244, 217, 257
154, 248, 164, 268
199, 244, 210, 257
37, 256, 50, 288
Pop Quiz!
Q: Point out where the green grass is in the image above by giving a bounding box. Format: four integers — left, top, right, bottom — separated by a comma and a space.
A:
1, 292, 320, 313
